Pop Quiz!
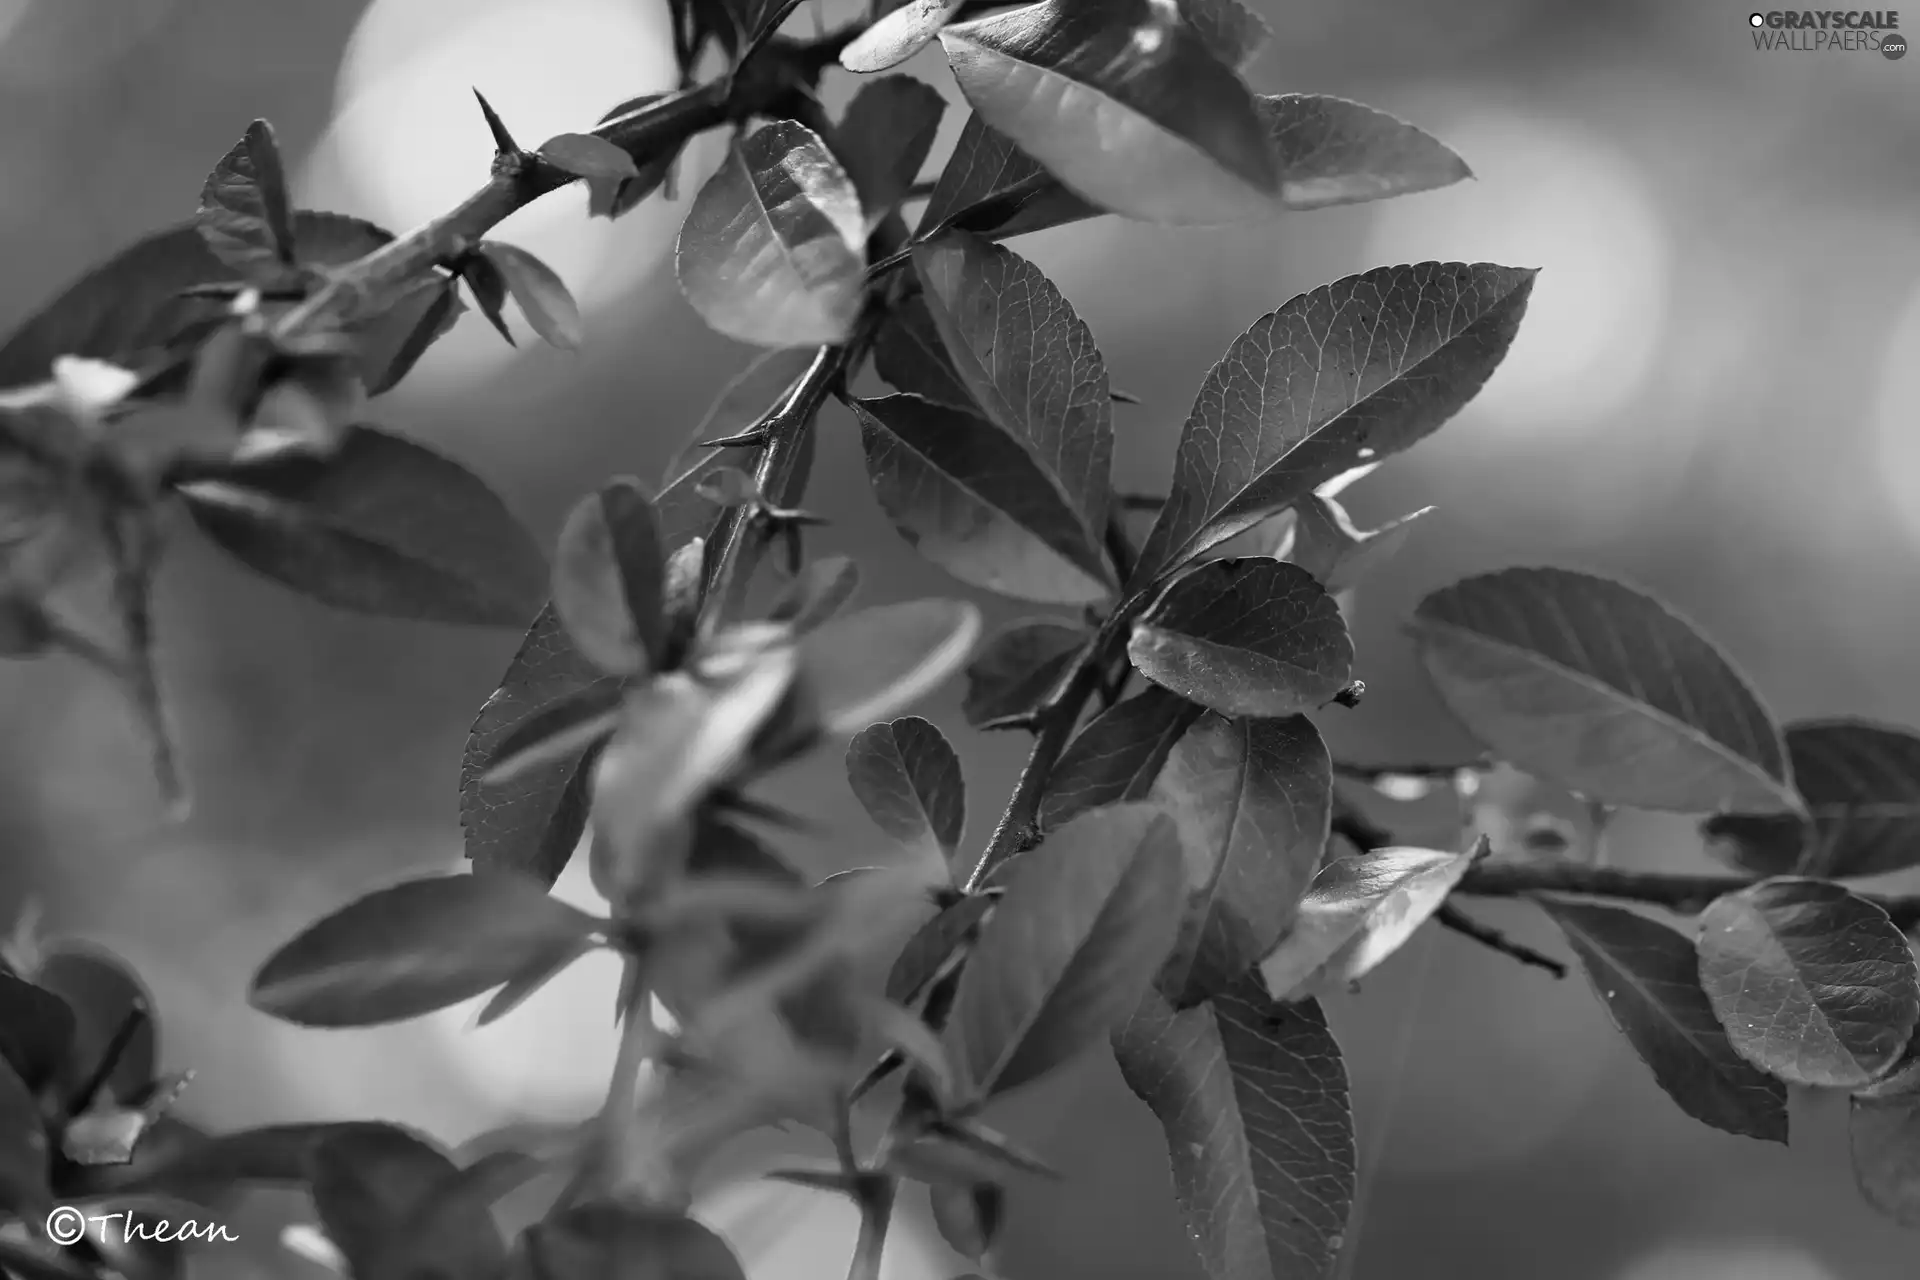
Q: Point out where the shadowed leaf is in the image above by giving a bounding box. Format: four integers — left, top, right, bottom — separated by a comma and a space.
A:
847, 716, 966, 866
833, 77, 947, 221
0, 972, 74, 1093
1129, 559, 1351, 718
1114, 978, 1353, 1280
1697, 878, 1920, 1088
1039, 686, 1201, 831
478, 678, 624, 786
33, 944, 158, 1106
310, 1125, 505, 1280
0, 1056, 50, 1218
793, 597, 983, 738
943, 804, 1186, 1102
963, 618, 1086, 730
768, 554, 860, 633
196, 119, 298, 275
180, 424, 547, 627
919, 112, 1103, 241
538, 132, 641, 182
477, 241, 583, 350
874, 293, 975, 410
1411, 567, 1799, 816
551, 479, 667, 677
887, 893, 995, 1005
1540, 899, 1787, 1143
930, 1180, 1003, 1261
518, 1203, 747, 1279
1133, 263, 1534, 585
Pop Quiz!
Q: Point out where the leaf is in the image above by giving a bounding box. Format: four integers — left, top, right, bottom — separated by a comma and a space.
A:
0, 1056, 50, 1217
1539, 899, 1787, 1143
912, 232, 1112, 534
942, 803, 1186, 1102
62, 1073, 193, 1166
940, 0, 1279, 225
478, 678, 624, 786
248, 872, 603, 1028
963, 618, 1086, 730
1039, 686, 1201, 831
0, 972, 74, 1093
537, 132, 641, 182
461, 606, 606, 885
551, 479, 667, 677
929, 1181, 1003, 1261
1259, 94, 1472, 210
1704, 719, 1920, 878
475, 935, 595, 1028
666, 347, 817, 480
33, 945, 158, 1106
361, 276, 464, 396
1132, 262, 1536, 586
1696, 878, 1920, 1088
874, 293, 975, 410
1179, 0, 1270, 68
854, 393, 1113, 604
792, 597, 983, 737
919, 112, 1103, 241
675, 120, 867, 348
180, 424, 547, 627
1411, 566, 1800, 815
833, 77, 947, 221
461, 252, 516, 346
1113, 977, 1353, 1280
767, 554, 860, 633
847, 716, 966, 865
310, 1125, 505, 1280
887, 893, 995, 1005
1258, 846, 1475, 999
1128, 559, 1352, 718
1281, 493, 1432, 594
476, 241, 583, 351
841, 0, 968, 72
1851, 1093, 1920, 1226
517, 1203, 747, 1280
1153, 713, 1332, 1007
196, 119, 297, 273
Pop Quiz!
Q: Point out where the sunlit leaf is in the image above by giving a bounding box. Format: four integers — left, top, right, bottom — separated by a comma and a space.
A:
1129, 559, 1351, 718
676, 121, 867, 348
943, 803, 1185, 1102
847, 716, 966, 866
477, 241, 583, 351
180, 424, 547, 627
1259, 845, 1475, 999
940, 0, 1280, 225
1113, 977, 1353, 1280
1411, 567, 1800, 815
1259, 94, 1471, 210
1039, 686, 1201, 831
1539, 899, 1787, 1143
962, 618, 1086, 730
841, 0, 969, 72
1696, 878, 1920, 1088
248, 873, 602, 1028
1132, 263, 1535, 586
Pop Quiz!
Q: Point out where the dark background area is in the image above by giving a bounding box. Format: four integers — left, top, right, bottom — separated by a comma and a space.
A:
1, 0, 1916, 1276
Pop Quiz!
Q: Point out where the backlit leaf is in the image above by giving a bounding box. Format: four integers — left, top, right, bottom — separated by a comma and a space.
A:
1697, 878, 1920, 1088
1113, 978, 1353, 1280
1280, 493, 1432, 594
1259, 845, 1474, 999
942, 803, 1185, 1102
1411, 567, 1799, 815
1128, 559, 1351, 718
940, 0, 1280, 226
832, 76, 947, 221
841, 0, 969, 72
551, 479, 667, 677
1133, 262, 1534, 586
854, 393, 1114, 604
1039, 685, 1201, 831
1260, 94, 1471, 210
1539, 899, 1787, 1143
249, 873, 602, 1027
477, 241, 583, 351
1153, 713, 1331, 1007
676, 121, 867, 348
847, 716, 966, 865
962, 618, 1086, 730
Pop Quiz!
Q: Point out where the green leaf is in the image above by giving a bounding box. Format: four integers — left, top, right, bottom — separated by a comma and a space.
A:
1696, 878, 1920, 1088
1153, 713, 1332, 1008
196, 119, 298, 275
675, 121, 867, 348
475, 935, 595, 1028
248, 872, 603, 1027
1281, 493, 1432, 594
874, 293, 975, 410
181, 424, 548, 627
461, 252, 517, 346
361, 276, 465, 396
1259, 845, 1475, 999
1132, 262, 1535, 586
767, 554, 860, 633
929, 1181, 1003, 1261
793, 597, 983, 737
832, 76, 947, 222
0, 1056, 51, 1218
887, 893, 995, 1005
1260, 94, 1471, 210
1851, 1093, 1920, 1227
1179, 0, 1270, 68
1411, 567, 1800, 815
461, 605, 605, 885
963, 618, 1086, 730
1113, 978, 1353, 1280
854, 393, 1114, 604
1128, 559, 1352, 718
1704, 719, 1920, 878
0, 972, 74, 1093
478, 677, 624, 786
918, 112, 1103, 241
942, 803, 1186, 1102
1039, 686, 1201, 831
516, 1203, 747, 1280
841, 0, 969, 72
847, 716, 966, 866
663, 347, 817, 484
477, 241, 583, 351
940, 0, 1279, 225
33, 944, 158, 1107
551, 479, 667, 677
1539, 899, 1787, 1144
912, 232, 1113, 537
310, 1125, 505, 1280
537, 132, 642, 182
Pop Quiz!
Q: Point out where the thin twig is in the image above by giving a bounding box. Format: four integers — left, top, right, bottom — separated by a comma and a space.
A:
1434, 903, 1566, 979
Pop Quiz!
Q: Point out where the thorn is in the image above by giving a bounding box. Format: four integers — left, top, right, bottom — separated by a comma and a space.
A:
698, 429, 770, 450
472, 89, 523, 158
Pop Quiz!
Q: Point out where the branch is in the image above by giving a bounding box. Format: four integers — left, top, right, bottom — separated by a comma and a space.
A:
846, 1174, 897, 1280
1434, 902, 1566, 979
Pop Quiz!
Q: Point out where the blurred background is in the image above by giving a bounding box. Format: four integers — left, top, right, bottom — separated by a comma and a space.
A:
0, 0, 1915, 1276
